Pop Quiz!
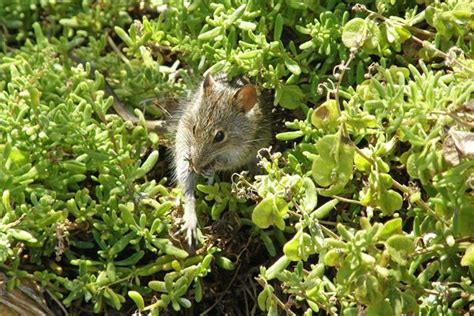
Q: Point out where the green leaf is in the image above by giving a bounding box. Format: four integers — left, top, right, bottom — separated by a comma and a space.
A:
276, 130, 304, 141
379, 190, 403, 214
342, 18, 367, 48
394, 25, 411, 42
216, 256, 235, 270
342, 308, 358, 316
9, 229, 37, 243
132, 150, 159, 180
311, 100, 339, 131
196, 184, 217, 195
287, 0, 307, 9
312, 143, 337, 187
401, 290, 419, 314
178, 297, 192, 309
453, 205, 474, 237
128, 291, 145, 310
379, 173, 393, 190
366, 299, 393, 316
284, 57, 301, 75
406, 152, 420, 179
461, 244, 474, 266
283, 230, 313, 261
301, 177, 317, 212
355, 275, 382, 305
354, 148, 372, 172
345, 112, 379, 129
273, 14, 284, 41
260, 231, 277, 256
148, 281, 167, 292
312, 199, 339, 219
376, 218, 402, 240
0, 144, 27, 164
417, 261, 440, 284
252, 196, 288, 229
265, 255, 290, 280
115, 26, 133, 47
257, 286, 271, 311
323, 249, 345, 267
385, 24, 399, 43
276, 85, 304, 109
198, 26, 222, 41
386, 235, 415, 266
312, 133, 355, 196
362, 20, 383, 54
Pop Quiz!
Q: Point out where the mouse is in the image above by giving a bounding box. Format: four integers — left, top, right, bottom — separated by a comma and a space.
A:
173, 72, 271, 246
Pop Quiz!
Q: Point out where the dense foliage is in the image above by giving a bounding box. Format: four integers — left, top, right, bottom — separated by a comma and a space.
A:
0, 0, 473, 315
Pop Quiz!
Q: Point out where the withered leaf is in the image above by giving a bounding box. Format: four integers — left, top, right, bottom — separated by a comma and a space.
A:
449, 127, 474, 157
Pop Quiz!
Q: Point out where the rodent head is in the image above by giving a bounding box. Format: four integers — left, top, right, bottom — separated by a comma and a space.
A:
182, 73, 267, 175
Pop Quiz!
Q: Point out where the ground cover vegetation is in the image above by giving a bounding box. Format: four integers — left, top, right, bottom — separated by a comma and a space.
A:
0, 0, 473, 315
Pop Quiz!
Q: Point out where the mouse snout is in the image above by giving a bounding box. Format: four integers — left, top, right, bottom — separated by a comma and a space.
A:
189, 151, 203, 174
189, 154, 212, 176
190, 158, 200, 174
190, 159, 211, 175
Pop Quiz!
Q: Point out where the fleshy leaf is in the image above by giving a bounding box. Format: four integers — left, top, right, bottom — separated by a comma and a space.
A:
461, 244, 474, 267
379, 190, 403, 214
376, 218, 403, 240
284, 57, 301, 75
311, 100, 339, 131
312, 133, 355, 196
252, 196, 288, 230
386, 235, 415, 265
301, 177, 317, 212
342, 18, 367, 48
283, 230, 313, 261
276, 85, 304, 109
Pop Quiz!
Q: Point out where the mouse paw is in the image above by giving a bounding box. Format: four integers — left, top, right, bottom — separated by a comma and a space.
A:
202, 169, 215, 185
181, 210, 198, 247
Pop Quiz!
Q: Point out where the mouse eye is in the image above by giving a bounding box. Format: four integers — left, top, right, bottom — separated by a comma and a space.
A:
213, 131, 225, 143
192, 124, 196, 135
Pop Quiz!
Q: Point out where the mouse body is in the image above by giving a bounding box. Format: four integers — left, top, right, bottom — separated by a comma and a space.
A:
173, 73, 271, 245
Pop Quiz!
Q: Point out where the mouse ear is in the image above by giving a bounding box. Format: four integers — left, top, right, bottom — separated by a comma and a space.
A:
234, 85, 258, 112
202, 73, 215, 95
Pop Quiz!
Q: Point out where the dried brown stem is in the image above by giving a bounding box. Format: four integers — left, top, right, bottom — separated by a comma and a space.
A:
107, 34, 130, 64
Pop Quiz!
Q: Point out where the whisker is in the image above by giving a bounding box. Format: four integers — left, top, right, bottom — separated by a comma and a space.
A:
242, 137, 272, 143
241, 139, 268, 145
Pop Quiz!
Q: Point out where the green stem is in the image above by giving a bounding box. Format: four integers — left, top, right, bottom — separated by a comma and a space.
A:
354, 4, 474, 75
334, 51, 356, 138
255, 277, 297, 316
354, 4, 436, 38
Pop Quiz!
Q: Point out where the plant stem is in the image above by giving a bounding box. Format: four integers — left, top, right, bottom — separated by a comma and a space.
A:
255, 277, 297, 316
353, 4, 436, 38
107, 34, 130, 64
353, 4, 474, 75
415, 239, 473, 256
333, 195, 363, 205
391, 180, 448, 225
334, 50, 356, 138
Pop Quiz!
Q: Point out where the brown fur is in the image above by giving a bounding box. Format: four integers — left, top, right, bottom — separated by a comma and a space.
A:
173, 73, 271, 245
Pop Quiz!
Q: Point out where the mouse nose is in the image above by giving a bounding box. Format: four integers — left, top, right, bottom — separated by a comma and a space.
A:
189, 147, 212, 175
190, 158, 210, 176
189, 156, 202, 174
